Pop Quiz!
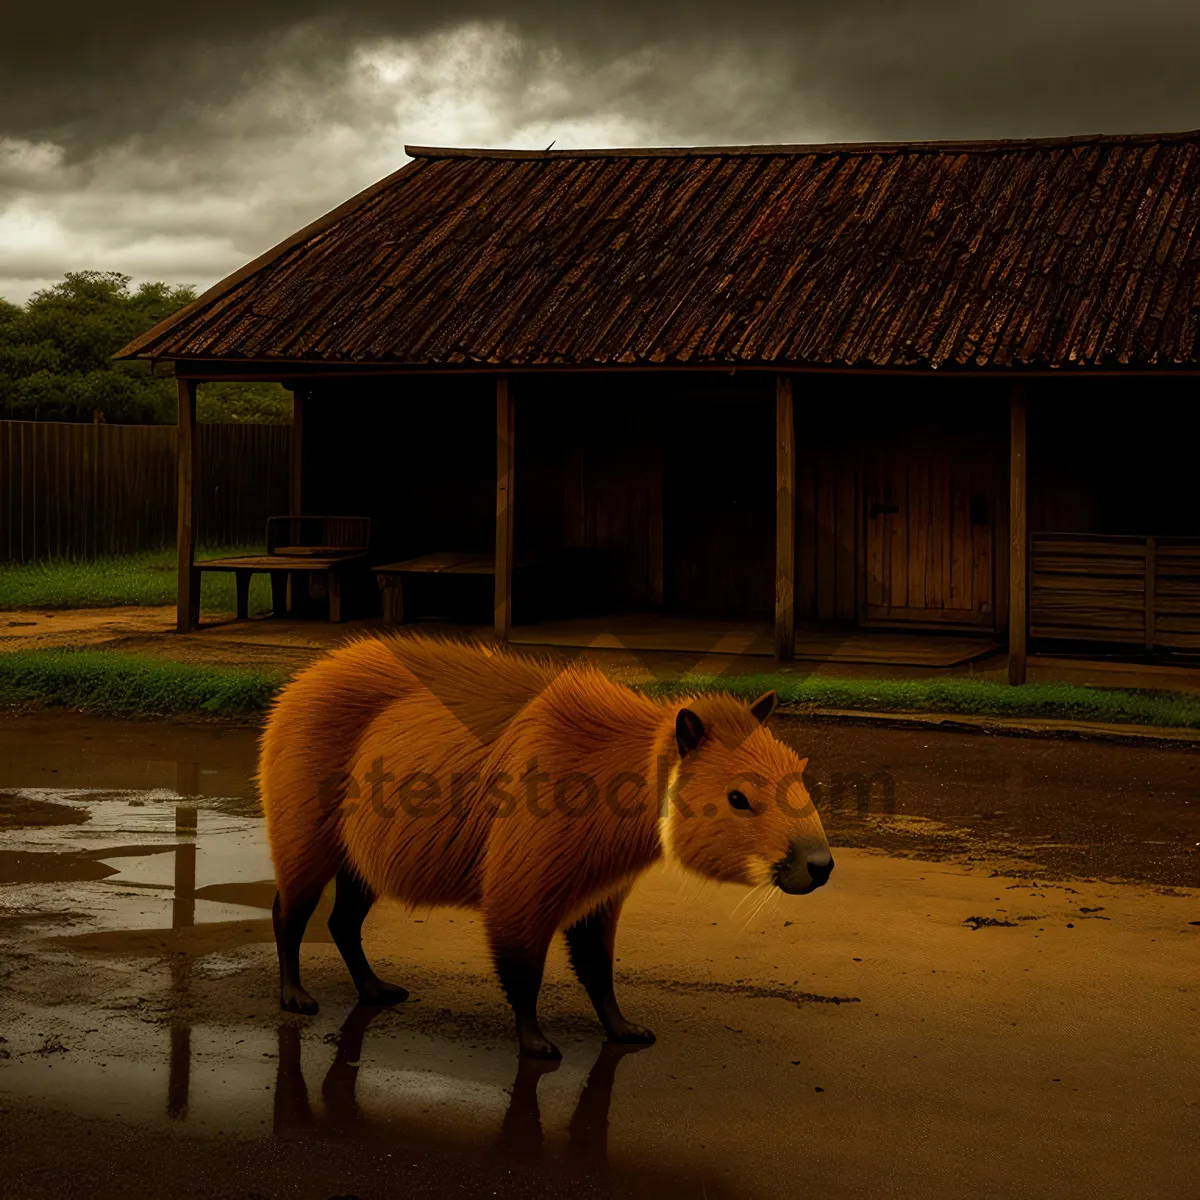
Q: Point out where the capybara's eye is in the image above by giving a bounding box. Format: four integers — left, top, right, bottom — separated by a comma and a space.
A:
728, 790, 752, 811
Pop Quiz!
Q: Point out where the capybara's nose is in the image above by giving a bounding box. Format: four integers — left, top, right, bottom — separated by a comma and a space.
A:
807, 856, 834, 889
773, 847, 834, 894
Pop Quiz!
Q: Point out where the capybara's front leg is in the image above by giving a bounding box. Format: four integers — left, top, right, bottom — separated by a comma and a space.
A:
327, 868, 408, 1006
273, 890, 321, 1015
492, 938, 560, 1060
565, 901, 655, 1044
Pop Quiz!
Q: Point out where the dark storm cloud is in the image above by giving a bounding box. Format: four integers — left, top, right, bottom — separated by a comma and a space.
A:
6, 0, 1200, 150
4, 1, 1200, 303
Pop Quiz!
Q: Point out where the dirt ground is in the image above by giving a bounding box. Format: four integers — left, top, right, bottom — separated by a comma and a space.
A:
0, 606, 189, 652
7, 606, 1200, 701
0, 710, 1197, 1199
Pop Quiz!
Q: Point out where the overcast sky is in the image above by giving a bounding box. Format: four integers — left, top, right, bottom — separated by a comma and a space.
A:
3, 1, 1199, 304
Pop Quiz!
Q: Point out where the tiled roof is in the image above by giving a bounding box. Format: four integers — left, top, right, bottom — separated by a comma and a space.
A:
119, 132, 1200, 370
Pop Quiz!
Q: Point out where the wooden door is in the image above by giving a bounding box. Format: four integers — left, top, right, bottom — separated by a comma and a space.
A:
862, 412, 999, 629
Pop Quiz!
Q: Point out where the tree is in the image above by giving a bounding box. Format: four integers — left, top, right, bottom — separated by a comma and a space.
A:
196, 381, 293, 425
0, 272, 292, 424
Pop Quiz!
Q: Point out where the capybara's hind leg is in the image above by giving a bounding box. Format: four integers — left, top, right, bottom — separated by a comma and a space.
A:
565, 901, 655, 1045
492, 936, 560, 1060
273, 889, 322, 1014
327, 868, 408, 1006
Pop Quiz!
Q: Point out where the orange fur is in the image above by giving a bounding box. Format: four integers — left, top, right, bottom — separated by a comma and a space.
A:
259, 634, 830, 971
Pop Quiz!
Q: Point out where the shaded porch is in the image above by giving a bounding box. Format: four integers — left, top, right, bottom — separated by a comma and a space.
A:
508, 614, 995, 667
168, 371, 1200, 685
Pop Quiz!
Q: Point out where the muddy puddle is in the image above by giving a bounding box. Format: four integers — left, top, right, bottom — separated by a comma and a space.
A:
2, 710, 1199, 1199
777, 719, 1200, 888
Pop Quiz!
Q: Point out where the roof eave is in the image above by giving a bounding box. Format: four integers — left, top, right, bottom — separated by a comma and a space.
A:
113, 156, 429, 361
403, 128, 1200, 162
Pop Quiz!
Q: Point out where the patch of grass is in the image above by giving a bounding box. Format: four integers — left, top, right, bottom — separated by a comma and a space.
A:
3, 648, 1198, 731
0, 650, 284, 718
0, 547, 272, 614
637, 673, 1200, 730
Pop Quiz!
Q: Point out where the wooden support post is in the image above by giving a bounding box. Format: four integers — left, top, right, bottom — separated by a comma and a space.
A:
648, 419, 665, 610
176, 378, 199, 633
775, 375, 796, 661
495, 376, 515, 642
290, 388, 305, 514
1008, 384, 1028, 685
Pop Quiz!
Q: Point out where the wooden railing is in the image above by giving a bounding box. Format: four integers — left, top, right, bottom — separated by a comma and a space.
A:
1030, 533, 1200, 650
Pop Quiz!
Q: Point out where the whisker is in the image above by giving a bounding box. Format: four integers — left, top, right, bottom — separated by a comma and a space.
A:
749, 884, 774, 926
730, 882, 764, 919
737, 881, 777, 932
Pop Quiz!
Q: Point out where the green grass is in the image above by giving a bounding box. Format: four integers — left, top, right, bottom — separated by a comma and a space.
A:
0, 649, 285, 718
637, 673, 1200, 730
2, 648, 1199, 730
0, 547, 272, 614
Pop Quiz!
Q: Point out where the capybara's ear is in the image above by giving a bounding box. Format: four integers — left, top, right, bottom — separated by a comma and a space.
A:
748, 690, 778, 724
676, 708, 705, 757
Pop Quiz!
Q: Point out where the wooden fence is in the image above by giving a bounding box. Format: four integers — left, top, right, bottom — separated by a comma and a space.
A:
1, 420, 293, 562
1030, 532, 1200, 650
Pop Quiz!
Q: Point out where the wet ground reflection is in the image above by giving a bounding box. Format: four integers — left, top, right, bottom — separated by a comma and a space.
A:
269, 1003, 647, 1168
3, 710, 1199, 1199
71, 795, 685, 1190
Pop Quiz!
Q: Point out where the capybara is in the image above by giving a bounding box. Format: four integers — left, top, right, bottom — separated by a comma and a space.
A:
259, 634, 833, 1058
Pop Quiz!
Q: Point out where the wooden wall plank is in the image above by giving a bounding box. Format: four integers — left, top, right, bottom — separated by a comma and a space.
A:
1146, 535, 1157, 648
835, 440, 857, 619
494, 376, 515, 640
775, 375, 796, 659
864, 439, 884, 612
816, 451, 836, 619
1008, 385, 1029, 684
795, 433, 817, 619
934, 438, 951, 610
646, 403, 665, 608
291, 389, 305, 516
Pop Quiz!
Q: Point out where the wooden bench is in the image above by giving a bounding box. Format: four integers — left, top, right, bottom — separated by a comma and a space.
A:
373, 551, 503, 625
373, 547, 609, 625
199, 516, 370, 622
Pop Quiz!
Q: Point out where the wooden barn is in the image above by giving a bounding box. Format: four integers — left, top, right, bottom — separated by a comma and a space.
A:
118, 131, 1200, 682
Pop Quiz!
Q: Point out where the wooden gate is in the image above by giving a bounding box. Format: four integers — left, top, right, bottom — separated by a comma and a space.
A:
861, 415, 1000, 629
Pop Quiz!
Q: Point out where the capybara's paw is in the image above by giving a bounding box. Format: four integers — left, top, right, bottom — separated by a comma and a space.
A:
607, 1020, 656, 1045
358, 980, 409, 1006
518, 1033, 562, 1061
280, 985, 319, 1015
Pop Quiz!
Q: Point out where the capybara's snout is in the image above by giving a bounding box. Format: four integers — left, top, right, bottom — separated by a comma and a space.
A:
773, 844, 835, 894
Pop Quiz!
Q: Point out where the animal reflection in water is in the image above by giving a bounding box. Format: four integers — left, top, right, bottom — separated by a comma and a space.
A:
273, 1004, 648, 1163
